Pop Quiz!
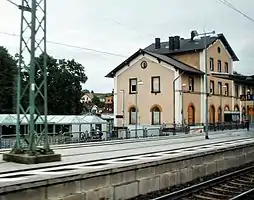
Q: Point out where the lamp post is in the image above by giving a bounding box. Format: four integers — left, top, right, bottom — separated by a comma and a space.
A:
192, 30, 215, 140
181, 83, 186, 127
135, 80, 144, 138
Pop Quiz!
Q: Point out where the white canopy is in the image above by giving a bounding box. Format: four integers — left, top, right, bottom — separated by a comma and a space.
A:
55, 115, 89, 125
0, 114, 107, 125
82, 115, 107, 124
0, 114, 16, 125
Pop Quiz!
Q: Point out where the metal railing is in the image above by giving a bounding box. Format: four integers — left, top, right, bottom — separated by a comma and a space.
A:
0, 122, 249, 149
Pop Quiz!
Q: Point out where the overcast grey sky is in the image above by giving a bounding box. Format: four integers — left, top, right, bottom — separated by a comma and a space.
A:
0, 0, 253, 92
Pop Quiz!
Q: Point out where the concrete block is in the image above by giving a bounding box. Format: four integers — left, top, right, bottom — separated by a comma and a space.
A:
165, 161, 181, 172
189, 157, 203, 166
205, 162, 217, 176
227, 157, 240, 168
114, 181, 138, 200
216, 159, 228, 172
0, 187, 46, 200
55, 193, 85, 200
86, 187, 113, 200
138, 176, 159, 195
168, 171, 180, 186
159, 173, 171, 190
47, 181, 81, 199
136, 166, 155, 179
155, 163, 170, 175
192, 165, 205, 180
111, 170, 135, 185
3, 153, 61, 164
81, 176, 111, 191
245, 151, 254, 163
179, 167, 192, 184
237, 155, 246, 166
203, 154, 218, 164
179, 160, 191, 169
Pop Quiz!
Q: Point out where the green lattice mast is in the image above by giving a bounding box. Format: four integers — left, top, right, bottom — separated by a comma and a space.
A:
3, 0, 61, 164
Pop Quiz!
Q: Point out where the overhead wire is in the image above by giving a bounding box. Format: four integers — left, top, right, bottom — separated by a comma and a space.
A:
5, 0, 19, 7
216, 0, 254, 23
0, 31, 127, 58
2, 0, 159, 59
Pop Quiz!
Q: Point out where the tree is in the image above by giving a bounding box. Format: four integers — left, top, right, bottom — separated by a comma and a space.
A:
82, 89, 90, 94
92, 95, 105, 108
0, 47, 17, 114
34, 54, 88, 115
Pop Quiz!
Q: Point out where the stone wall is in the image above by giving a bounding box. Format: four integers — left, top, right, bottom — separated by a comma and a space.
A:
1, 143, 254, 200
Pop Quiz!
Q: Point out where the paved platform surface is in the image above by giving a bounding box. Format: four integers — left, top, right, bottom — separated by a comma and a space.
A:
0, 130, 253, 174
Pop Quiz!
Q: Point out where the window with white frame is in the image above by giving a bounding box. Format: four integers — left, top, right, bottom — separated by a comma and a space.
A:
210, 80, 215, 94
129, 78, 137, 94
218, 60, 221, 72
225, 83, 229, 96
188, 77, 194, 92
151, 76, 160, 93
218, 82, 222, 95
210, 58, 214, 71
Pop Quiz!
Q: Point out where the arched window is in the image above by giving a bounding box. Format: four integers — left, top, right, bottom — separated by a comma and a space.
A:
151, 106, 161, 125
234, 105, 239, 111
129, 107, 137, 124
224, 105, 230, 111
209, 105, 215, 123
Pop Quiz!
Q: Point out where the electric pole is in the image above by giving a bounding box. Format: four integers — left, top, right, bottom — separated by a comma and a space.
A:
3, 0, 61, 164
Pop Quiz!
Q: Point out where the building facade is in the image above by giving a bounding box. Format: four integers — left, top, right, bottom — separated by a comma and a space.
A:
106, 31, 254, 127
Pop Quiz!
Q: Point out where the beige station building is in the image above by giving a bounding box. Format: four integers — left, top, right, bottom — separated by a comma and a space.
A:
106, 31, 254, 128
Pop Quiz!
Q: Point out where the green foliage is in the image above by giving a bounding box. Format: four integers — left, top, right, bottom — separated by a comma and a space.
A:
82, 89, 90, 94
92, 95, 105, 108
0, 47, 17, 113
36, 54, 88, 115
0, 48, 88, 115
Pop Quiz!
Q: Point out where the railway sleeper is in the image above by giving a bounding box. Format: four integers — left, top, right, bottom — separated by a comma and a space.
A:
203, 190, 231, 198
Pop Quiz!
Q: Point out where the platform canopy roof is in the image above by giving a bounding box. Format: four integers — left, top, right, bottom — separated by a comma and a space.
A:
0, 114, 106, 125
0, 114, 16, 125
82, 115, 107, 124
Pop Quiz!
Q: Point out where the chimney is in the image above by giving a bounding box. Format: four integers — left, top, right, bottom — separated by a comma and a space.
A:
191, 30, 198, 40
169, 37, 174, 50
174, 36, 180, 49
155, 38, 161, 49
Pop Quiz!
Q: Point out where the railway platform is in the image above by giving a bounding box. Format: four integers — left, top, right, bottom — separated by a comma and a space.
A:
0, 130, 253, 200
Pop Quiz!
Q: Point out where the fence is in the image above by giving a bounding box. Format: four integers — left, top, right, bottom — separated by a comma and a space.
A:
0, 122, 249, 149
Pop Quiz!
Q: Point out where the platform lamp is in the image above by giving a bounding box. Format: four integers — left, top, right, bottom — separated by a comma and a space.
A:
191, 30, 216, 140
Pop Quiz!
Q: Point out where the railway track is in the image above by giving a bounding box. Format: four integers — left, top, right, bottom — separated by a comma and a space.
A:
153, 164, 254, 200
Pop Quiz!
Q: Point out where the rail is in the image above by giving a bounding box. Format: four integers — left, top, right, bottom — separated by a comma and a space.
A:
152, 164, 254, 200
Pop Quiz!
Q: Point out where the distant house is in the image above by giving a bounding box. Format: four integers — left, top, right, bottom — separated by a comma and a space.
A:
81, 91, 114, 114
80, 93, 93, 104
104, 95, 114, 113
